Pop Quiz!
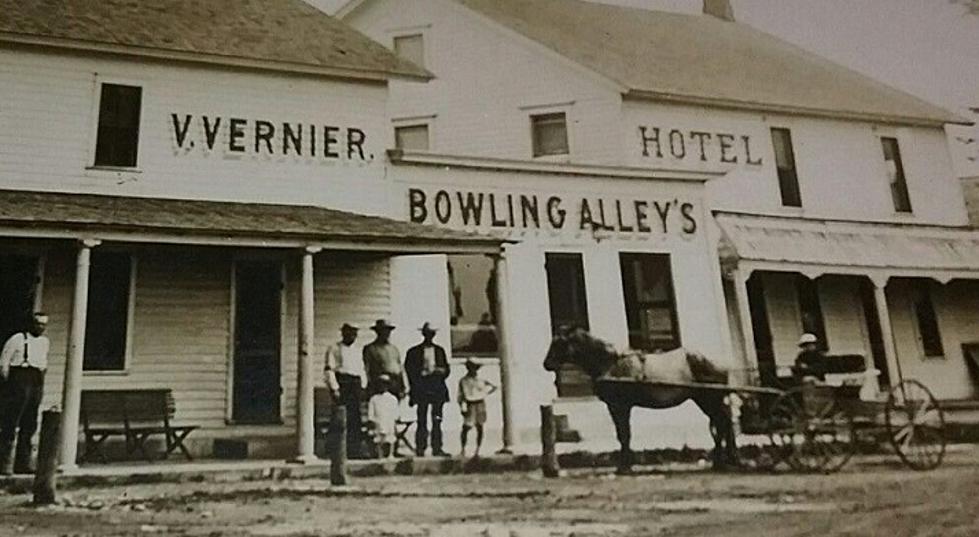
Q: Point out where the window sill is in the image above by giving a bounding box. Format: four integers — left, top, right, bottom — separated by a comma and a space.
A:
85, 165, 142, 174
83, 369, 129, 377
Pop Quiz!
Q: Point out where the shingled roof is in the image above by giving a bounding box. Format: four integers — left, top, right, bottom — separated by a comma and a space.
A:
0, 190, 503, 253
0, 0, 429, 81
452, 0, 964, 127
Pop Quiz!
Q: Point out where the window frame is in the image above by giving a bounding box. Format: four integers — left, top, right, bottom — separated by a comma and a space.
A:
394, 123, 431, 152
881, 136, 913, 214
618, 252, 682, 353
90, 80, 144, 170
82, 251, 137, 375
909, 279, 944, 359
544, 251, 593, 398
530, 111, 571, 158
392, 32, 426, 69
770, 127, 803, 208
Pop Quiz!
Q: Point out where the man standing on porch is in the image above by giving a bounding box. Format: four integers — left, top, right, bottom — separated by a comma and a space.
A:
363, 320, 405, 398
324, 323, 365, 458
0, 312, 49, 475
405, 322, 450, 457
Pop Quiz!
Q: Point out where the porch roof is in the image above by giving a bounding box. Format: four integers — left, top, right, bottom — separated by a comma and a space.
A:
0, 189, 505, 254
715, 211, 979, 282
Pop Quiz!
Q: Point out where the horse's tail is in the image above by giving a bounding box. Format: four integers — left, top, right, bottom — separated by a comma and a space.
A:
685, 350, 728, 384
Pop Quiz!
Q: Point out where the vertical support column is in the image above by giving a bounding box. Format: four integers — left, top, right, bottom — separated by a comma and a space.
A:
871, 275, 902, 387
493, 251, 516, 454
731, 267, 758, 386
59, 239, 99, 470
294, 246, 321, 463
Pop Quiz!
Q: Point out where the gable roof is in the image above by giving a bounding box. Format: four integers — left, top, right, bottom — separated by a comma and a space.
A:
450, 0, 964, 127
0, 0, 429, 82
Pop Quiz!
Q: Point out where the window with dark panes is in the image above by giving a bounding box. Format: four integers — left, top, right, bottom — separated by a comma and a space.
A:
83, 252, 132, 371
795, 275, 827, 350
771, 128, 802, 207
910, 280, 943, 357
545, 253, 592, 397
882, 137, 912, 213
394, 124, 430, 151
531, 112, 569, 157
619, 253, 681, 352
94, 84, 142, 168
393, 34, 425, 68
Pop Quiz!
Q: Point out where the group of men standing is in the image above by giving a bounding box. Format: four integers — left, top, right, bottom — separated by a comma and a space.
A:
324, 319, 451, 458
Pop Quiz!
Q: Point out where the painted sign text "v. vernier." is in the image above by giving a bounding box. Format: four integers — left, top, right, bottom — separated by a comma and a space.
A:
409, 188, 698, 235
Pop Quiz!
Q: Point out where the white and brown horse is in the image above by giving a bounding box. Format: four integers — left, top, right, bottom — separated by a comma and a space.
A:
543, 326, 737, 473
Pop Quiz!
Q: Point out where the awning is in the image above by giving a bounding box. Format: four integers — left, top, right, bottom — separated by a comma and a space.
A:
715, 211, 979, 282
0, 189, 505, 254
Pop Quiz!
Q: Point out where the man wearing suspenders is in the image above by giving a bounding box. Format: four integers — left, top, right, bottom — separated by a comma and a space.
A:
0, 312, 50, 475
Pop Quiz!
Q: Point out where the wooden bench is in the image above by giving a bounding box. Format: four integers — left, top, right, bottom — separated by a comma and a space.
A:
80, 389, 199, 463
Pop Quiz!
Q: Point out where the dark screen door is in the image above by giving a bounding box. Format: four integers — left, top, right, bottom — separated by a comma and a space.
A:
544, 253, 593, 397
233, 260, 282, 424
0, 256, 39, 346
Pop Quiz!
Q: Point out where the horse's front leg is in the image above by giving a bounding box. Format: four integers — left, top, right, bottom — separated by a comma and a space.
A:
608, 403, 634, 474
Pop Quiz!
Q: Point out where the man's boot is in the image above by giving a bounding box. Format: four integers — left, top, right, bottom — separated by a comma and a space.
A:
13, 439, 33, 475
0, 440, 13, 476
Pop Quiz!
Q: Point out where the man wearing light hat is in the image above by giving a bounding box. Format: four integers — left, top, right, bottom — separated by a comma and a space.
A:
795, 332, 826, 382
324, 323, 365, 457
0, 312, 50, 475
363, 319, 405, 398
405, 322, 450, 457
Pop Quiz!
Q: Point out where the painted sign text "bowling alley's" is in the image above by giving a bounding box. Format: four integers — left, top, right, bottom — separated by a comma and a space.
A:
409, 188, 698, 235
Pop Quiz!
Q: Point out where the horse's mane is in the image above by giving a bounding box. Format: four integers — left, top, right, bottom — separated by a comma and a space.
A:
576, 332, 728, 384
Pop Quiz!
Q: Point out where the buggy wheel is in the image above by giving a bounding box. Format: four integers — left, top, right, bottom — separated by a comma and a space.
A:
886, 379, 946, 471
771, 387, 856, 473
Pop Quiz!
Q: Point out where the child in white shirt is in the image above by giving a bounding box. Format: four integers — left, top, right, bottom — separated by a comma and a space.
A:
367, 375, 399, 458
457, 360, 497, 458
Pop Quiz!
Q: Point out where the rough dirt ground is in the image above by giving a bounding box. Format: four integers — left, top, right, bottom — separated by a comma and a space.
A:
2, 447, 978, 537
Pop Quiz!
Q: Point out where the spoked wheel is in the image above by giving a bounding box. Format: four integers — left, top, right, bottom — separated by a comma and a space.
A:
886, 379, 946, 471
771, 387, 856, 473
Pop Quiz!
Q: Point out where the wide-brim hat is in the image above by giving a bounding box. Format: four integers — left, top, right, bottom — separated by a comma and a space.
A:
797, 333, 819, 347
464, 359, 481, 371
419, 322, 437, 333
370, 319, 396, 331
340, 323, 359, 332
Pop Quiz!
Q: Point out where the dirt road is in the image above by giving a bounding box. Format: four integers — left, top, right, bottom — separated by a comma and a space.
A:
2, 447, 978, 536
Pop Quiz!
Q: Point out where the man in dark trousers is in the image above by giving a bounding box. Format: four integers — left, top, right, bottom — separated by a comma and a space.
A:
0, 312, 50, 475
404, 322, 450, 457
324, 323, 365, 458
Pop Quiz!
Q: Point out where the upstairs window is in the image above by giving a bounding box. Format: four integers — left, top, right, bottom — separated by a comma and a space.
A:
94, 83, 142, 168
394, 124, 430, 151
393, 34, 425, 68
771, 127, 802, 207
83, 252, 134, 372
882, 137, 912, 213
531, 112, 569, 157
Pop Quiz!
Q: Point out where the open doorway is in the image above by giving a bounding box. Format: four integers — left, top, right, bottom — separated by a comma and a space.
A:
232, 260, 282, 424
0, 255, 40, 345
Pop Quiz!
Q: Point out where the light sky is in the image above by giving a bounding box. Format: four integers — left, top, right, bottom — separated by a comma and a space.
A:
320, 0, 979, 174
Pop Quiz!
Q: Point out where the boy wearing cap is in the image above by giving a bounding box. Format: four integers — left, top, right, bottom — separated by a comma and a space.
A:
458, 359, 497, 458
0, 312, 50, 475
405, 322, 450, 457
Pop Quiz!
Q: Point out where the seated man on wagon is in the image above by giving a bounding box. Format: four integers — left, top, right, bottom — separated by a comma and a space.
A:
794, 333, 827, 382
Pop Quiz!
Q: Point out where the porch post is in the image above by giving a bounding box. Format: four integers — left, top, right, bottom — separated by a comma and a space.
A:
294, 246, 320, 463
493, 251, 516, 453
731, 267, 757, 386
871, 275, 903, 387
59, 239, 100, 470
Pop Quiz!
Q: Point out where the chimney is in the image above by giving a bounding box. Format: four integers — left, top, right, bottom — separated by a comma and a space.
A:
703, 0, 735, 22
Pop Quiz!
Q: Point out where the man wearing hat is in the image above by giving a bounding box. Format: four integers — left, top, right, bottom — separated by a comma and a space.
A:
0, 312, 50, 475
795, 332, 827, 382
363, 319, 405, 399
405, 322, 450, 457
324, 323, 365, 457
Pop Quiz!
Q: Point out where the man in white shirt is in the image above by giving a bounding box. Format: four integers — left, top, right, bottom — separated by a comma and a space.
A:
324, 323, 365, 458
0, 312, 50, 475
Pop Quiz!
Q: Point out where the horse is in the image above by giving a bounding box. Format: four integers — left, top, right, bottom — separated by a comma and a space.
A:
543, 326, 737, 474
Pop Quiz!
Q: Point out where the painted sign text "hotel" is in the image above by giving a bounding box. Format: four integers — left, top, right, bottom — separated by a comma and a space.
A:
170, 114, 373, 161
639, 126, 763, 166
409, 188, 698, 235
